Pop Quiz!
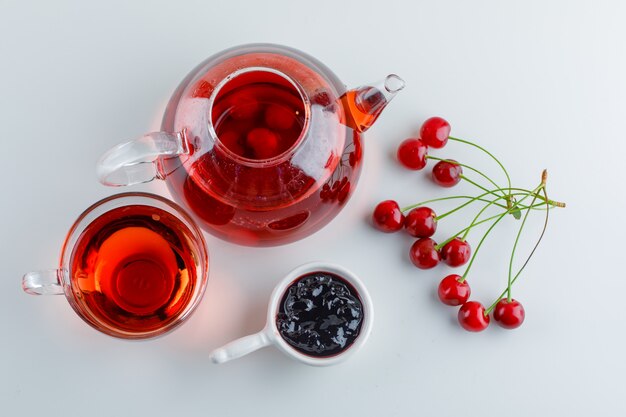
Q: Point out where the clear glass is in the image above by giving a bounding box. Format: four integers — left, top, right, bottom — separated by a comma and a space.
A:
22, 192, 209, 339
98, 44, 404, 246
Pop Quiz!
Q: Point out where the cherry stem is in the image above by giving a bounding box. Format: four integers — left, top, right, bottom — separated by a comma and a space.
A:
448, 136, 512, 203
435, 201, 551, 253
506, 188, 541, 301
485, 175, 552, 315
425, 156, 505, 198
459, 183, 543, 283
436, 191, 504, 221
400, 195, 509, 213
401, 185, 561, 214
460, 195, 504, 241
435, 194, 513, 250
434, 188, 541, 222
460, 175, 565, 208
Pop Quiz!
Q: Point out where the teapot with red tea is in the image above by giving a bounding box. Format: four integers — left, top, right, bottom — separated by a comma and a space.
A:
98, 44, 404, 246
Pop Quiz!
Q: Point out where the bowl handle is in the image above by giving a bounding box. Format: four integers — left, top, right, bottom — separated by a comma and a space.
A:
210, 329, 273, 364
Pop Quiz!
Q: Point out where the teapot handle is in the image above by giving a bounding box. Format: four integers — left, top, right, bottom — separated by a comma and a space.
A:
97, 131, 189, 186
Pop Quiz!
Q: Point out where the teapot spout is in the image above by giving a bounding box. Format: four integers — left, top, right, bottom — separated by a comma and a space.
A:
341, 74, 405, 132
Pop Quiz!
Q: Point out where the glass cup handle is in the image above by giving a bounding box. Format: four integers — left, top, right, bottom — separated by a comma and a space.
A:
97, 131, 189, 187
210, 329, 273, 364
22, 269, 64, 295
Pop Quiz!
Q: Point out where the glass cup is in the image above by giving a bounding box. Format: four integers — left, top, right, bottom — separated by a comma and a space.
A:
22, 192, 209, 339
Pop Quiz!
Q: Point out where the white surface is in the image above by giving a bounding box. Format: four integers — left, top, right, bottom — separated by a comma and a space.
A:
1, 0, 624, 415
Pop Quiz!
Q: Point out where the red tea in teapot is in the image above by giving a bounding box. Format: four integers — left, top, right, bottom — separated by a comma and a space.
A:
166, 63, 365, 246
69, 205, 199, 334
210, 70, 306, 160
99, 45, 404, 246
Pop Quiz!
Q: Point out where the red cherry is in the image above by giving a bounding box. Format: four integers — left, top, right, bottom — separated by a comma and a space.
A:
349, 152, 357, 167
458, 301, 490, 332
437, 274, 471, 306
404, 207, 437, 238
397, 138, 428, 170
409, 238, 441, 269
372, 200, 405, 232
337, 180, 351, 204
246, 128, 279, 159
420, 116, 451, 148
432, 160, 463, 187
320, 183, 331, 201
217, 130, 245, 156
441, 238, 471, 267
493, 299, 525, 329
264, 104, 295, 130
230, 93, 260, 120
330, 181, 340, 199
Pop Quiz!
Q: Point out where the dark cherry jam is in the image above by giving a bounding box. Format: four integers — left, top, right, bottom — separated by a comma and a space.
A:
276, 271, 364, 357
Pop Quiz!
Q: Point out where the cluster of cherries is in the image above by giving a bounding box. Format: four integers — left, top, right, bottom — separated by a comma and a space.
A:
320, 176, 351, 204
372, 117, 564, 332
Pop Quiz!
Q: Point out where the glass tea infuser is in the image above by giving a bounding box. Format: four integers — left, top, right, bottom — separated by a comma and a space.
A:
98, 43, 404, 246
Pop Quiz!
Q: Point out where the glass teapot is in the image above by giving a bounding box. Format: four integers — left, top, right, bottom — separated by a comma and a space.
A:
98, 44, 404, 246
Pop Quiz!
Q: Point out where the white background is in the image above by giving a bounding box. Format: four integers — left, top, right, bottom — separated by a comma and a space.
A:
1, 0, 625, 415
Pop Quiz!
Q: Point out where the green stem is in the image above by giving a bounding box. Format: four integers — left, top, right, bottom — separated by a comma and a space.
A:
460, 176, 564, 207
461, 175, 507, 200
435, 196, 503, 250
506, 190, 540, 301
448, 136, 512, 197
426, 156, 505, 197
401, 193, 544, 214
435, 201, 550, 252
436, 190, 510, 221
459, 184, 542, 282
435, 188, 545, 222
401, 196, 507, 212
461, 196, 502, 241
485, 181, 552, 315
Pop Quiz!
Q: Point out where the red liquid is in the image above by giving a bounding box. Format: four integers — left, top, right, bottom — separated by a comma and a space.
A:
69, 205, 200, 336
175, 136, 361, 246
162, 54, 364, 246
211, 70, 306, 160
340, 88, 385, 133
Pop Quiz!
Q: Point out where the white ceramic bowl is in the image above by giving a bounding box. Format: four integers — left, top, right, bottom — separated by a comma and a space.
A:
210, 261, 374, 366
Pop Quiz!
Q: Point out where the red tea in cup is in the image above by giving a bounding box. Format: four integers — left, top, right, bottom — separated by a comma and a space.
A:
23, 193, 208, 339
70, 205, 200, 334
